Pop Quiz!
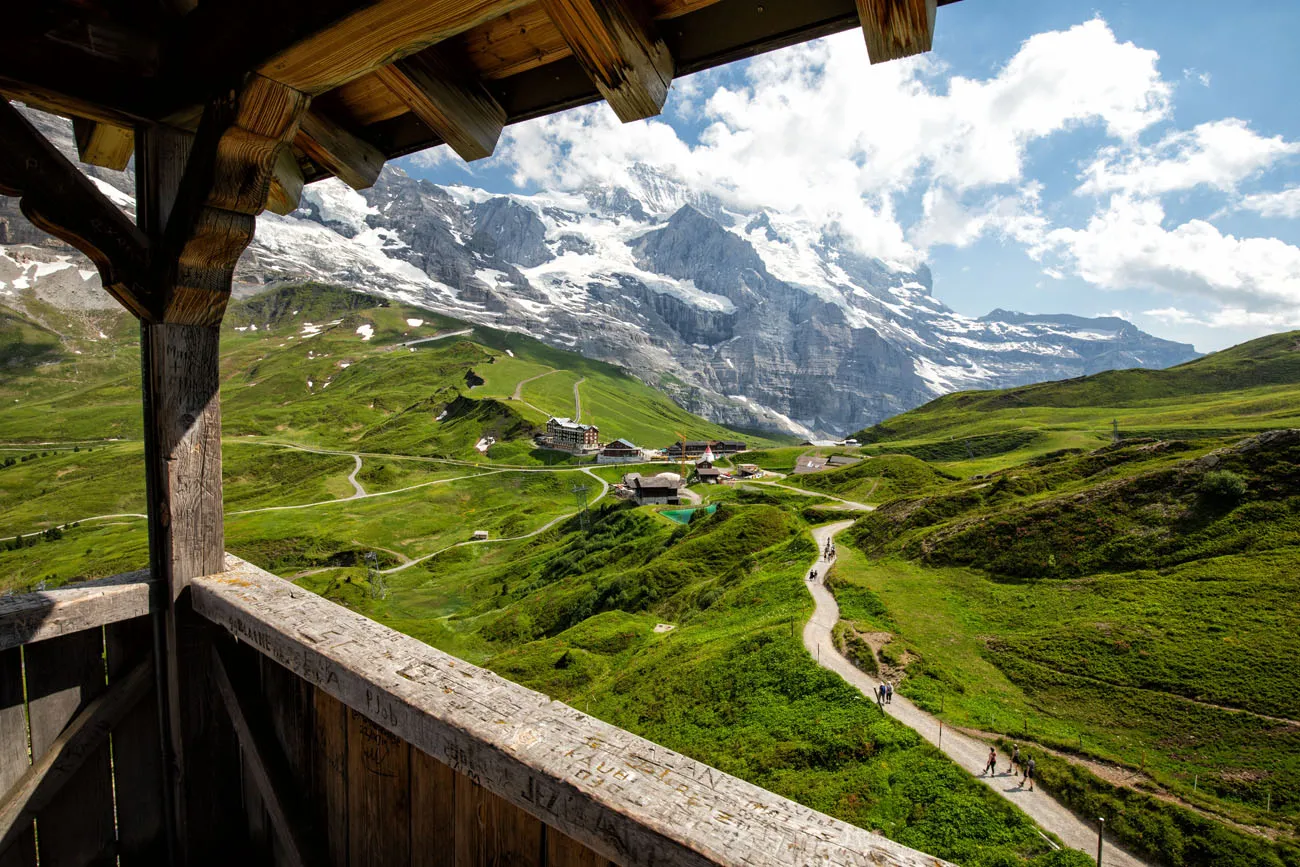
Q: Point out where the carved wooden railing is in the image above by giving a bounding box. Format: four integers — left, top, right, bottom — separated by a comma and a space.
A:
0, 558, 953, 866
0, 570, 165, 865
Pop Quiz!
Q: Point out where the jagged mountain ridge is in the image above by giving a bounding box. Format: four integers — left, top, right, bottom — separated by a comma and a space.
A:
0, 110, 1199, 437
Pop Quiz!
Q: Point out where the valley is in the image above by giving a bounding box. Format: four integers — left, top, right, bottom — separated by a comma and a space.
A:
2, 278, 1299, 866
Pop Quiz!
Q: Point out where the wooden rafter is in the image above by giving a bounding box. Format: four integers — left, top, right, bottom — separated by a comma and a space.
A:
0, 659, 152, 856
73, 118, 136, 171
373, 48, 506, 161
296, 110, 385, 190
856, 0, 935, 63
0, 100, 155, 320
267, 147, 307, 215
541, 0, 674, 122
158, 74, 310, 325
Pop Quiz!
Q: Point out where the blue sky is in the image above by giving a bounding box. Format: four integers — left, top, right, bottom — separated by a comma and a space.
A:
398, 1, 1300, 352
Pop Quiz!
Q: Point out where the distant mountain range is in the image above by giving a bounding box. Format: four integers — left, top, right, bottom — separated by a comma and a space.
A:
0, 108, 1199, 437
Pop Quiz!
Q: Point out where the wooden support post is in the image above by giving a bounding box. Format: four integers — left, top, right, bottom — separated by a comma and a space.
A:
856, 0, 936, 64
541, 0, 674, 122
133, 74, 310, 866
296, 110, 385, 191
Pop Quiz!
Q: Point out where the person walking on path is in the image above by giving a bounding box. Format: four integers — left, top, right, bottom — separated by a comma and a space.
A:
876, 684, 885, 707
982, 748, 998, 777
1023, 756, 1036, 792
886, 681, 893, 704
1008, 744, 1021, 776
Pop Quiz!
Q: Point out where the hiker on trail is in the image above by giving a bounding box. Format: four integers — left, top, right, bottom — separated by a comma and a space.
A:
1023, 756, 1036, 791
1008, 744, 1021, 775
982, 748, 997, 777
885, 682, 893, 703
876, 684, 885, 706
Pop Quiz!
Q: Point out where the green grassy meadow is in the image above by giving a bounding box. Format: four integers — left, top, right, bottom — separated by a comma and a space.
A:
5, 279, 1300, 866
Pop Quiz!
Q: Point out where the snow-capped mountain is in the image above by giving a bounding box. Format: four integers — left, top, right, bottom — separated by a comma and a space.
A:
1, 109, 1198, 437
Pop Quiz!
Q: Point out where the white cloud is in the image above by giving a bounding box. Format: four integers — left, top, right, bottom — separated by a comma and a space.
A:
1182, 68, 1212, 88
1046, 195, 1300, 312
495, 18, 1170, 263
1238, 187, 1300, 219
1076, 119, 1300, 197
1144, 306, 1300, 330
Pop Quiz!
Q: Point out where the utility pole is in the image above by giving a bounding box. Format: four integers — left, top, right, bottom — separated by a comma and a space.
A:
571, 483, 591, 533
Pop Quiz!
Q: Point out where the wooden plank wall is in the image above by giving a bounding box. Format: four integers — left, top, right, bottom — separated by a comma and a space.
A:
0, 614, 165, 866
229, 643, 614, 867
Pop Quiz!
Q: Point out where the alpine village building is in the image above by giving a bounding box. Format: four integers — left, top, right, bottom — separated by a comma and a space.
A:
544, 416, 600, 453
0, 1, 961, 866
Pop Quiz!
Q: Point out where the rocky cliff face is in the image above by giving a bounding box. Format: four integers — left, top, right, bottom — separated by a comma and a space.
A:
1, 110, 1200, 437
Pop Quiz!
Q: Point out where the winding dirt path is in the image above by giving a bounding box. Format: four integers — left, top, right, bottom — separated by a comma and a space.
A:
401, 328, 473, 348
746, 480, 873, 511
801, 521, 1147, 867
346, 454, 366, 498
380, 467, 609, 574
573, 377, 586, 421
512, 369, 557, 401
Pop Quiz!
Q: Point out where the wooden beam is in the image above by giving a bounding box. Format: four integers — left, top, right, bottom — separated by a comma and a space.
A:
541, 0, 674, 122
0, 659, 152, 856
73, 118, 136, 172
0, 100, 155, 321
210, 647, 325, 867
296, 110, 385, 190
856, 0, 935, 63
0, 570, 153, 653
267, 147, 307, 215
159, 74, 310, 325
373, 49, 505, 161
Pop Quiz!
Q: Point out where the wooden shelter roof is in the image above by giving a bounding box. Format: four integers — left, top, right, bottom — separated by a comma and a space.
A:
3, 0, 960, 210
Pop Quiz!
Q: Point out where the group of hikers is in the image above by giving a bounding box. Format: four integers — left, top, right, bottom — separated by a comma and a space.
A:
983, 744, 1036, 791
875, 681, 894, 705
823, 539, 836, 560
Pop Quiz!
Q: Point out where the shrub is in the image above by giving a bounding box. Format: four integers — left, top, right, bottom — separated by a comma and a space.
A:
1197, 469, 1247, 505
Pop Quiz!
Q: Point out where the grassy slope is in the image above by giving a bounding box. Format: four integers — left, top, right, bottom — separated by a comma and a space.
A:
852, 331, 1300, 474
829, 349, 1300, 865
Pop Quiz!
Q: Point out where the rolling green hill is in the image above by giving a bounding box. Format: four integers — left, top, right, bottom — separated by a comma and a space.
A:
853, 330, 1300, 475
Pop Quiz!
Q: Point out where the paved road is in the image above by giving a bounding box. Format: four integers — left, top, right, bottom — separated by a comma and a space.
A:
401, 328, 473, 347
802, 521, 1147, 867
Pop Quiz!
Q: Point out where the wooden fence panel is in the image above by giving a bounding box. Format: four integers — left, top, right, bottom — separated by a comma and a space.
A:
24, 629, 116, 866
262, 655, 314, 867
347, 708, 410, 867
104, 615, 165, 865
411, 747, 456, 867
0, 647, 35, 867
455, 774, 545, 867
313, 689, 349, 867
548, 828, 617, 867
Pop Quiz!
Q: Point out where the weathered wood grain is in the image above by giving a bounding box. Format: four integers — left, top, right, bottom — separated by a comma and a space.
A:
73, 118, 136, 171
0, 100, 154, 321
22, 630, 117, 865
541, 0, 675, 122
0, 649, 34, 867
193, 556, 956, 867
162, 73, 310, 326
548, 827, 616, 867
104, 615, 167, 865
267, 148, 306, 216
0, 658, 151, 857
257, 0, 535, 95
312, 689, 349, 867
297, 110, 386, 191
374, 49, 506, 161
455, 774, 545, 867
0, 570, 153, 652
410, 747, 457, 867
856, 0, 935, 63
346, 708, 410, 867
